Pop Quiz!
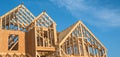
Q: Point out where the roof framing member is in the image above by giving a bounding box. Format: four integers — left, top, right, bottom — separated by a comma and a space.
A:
21, 5, 35, 19
0, 4, 35, 29
17, 11, 29, 25
18, 9, 31, 23
19, 8, 33, 22
59, 21, 107, 50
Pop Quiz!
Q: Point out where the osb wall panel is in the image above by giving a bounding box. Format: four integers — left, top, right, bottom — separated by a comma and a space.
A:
0, 29, 25, 53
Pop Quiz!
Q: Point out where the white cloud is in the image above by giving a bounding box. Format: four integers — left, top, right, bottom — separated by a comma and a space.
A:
50, 0, 120, 28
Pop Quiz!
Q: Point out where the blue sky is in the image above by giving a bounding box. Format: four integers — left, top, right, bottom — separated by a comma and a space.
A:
0, 0, 120, 57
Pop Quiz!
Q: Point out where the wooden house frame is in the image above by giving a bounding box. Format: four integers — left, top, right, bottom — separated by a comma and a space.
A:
0, 4, 107, 57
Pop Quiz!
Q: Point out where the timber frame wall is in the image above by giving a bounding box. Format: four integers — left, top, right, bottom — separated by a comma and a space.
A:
0, 4, 107, 57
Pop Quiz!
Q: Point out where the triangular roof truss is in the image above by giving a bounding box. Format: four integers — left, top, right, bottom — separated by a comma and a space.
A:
0, 4, 35, 30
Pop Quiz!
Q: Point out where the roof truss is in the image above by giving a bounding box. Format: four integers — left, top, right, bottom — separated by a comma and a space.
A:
59, 21, 106, 50
0, 4, 35, 30
58, 21, 107, 56
35, 11, 55, 27
27, 11, 56, 31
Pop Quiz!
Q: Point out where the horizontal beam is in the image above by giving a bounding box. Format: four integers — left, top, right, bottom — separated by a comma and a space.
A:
36, 47, 55, 51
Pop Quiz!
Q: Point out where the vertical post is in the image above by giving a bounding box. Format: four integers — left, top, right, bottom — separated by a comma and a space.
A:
9, 15, 10, 30
68, 37, 72, 55
34, 20, 37, 46
96, 49, 99, 57
92, 47, 94, 56
65, 40, 67, 54
105, 49, 107, 57
52, 23, 57, 45
80, 24, 86, 57
15, 15, 20, 30
47, 30, 49, 46
98, 49, 100, 57
95, 48, 97, 57
58, 45, 62, 57
63, 43, 66, 54
77, 39, 81, 56
75, 38, 79, 55
49, 29, 52, 46
43, 31, 45, 47
34, 20, 37, 57
5, 17, 6, 29
87, 46, 90, 57
95, 43, 98, 57
78, 27, 82, 56
72, 37, 74, 55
